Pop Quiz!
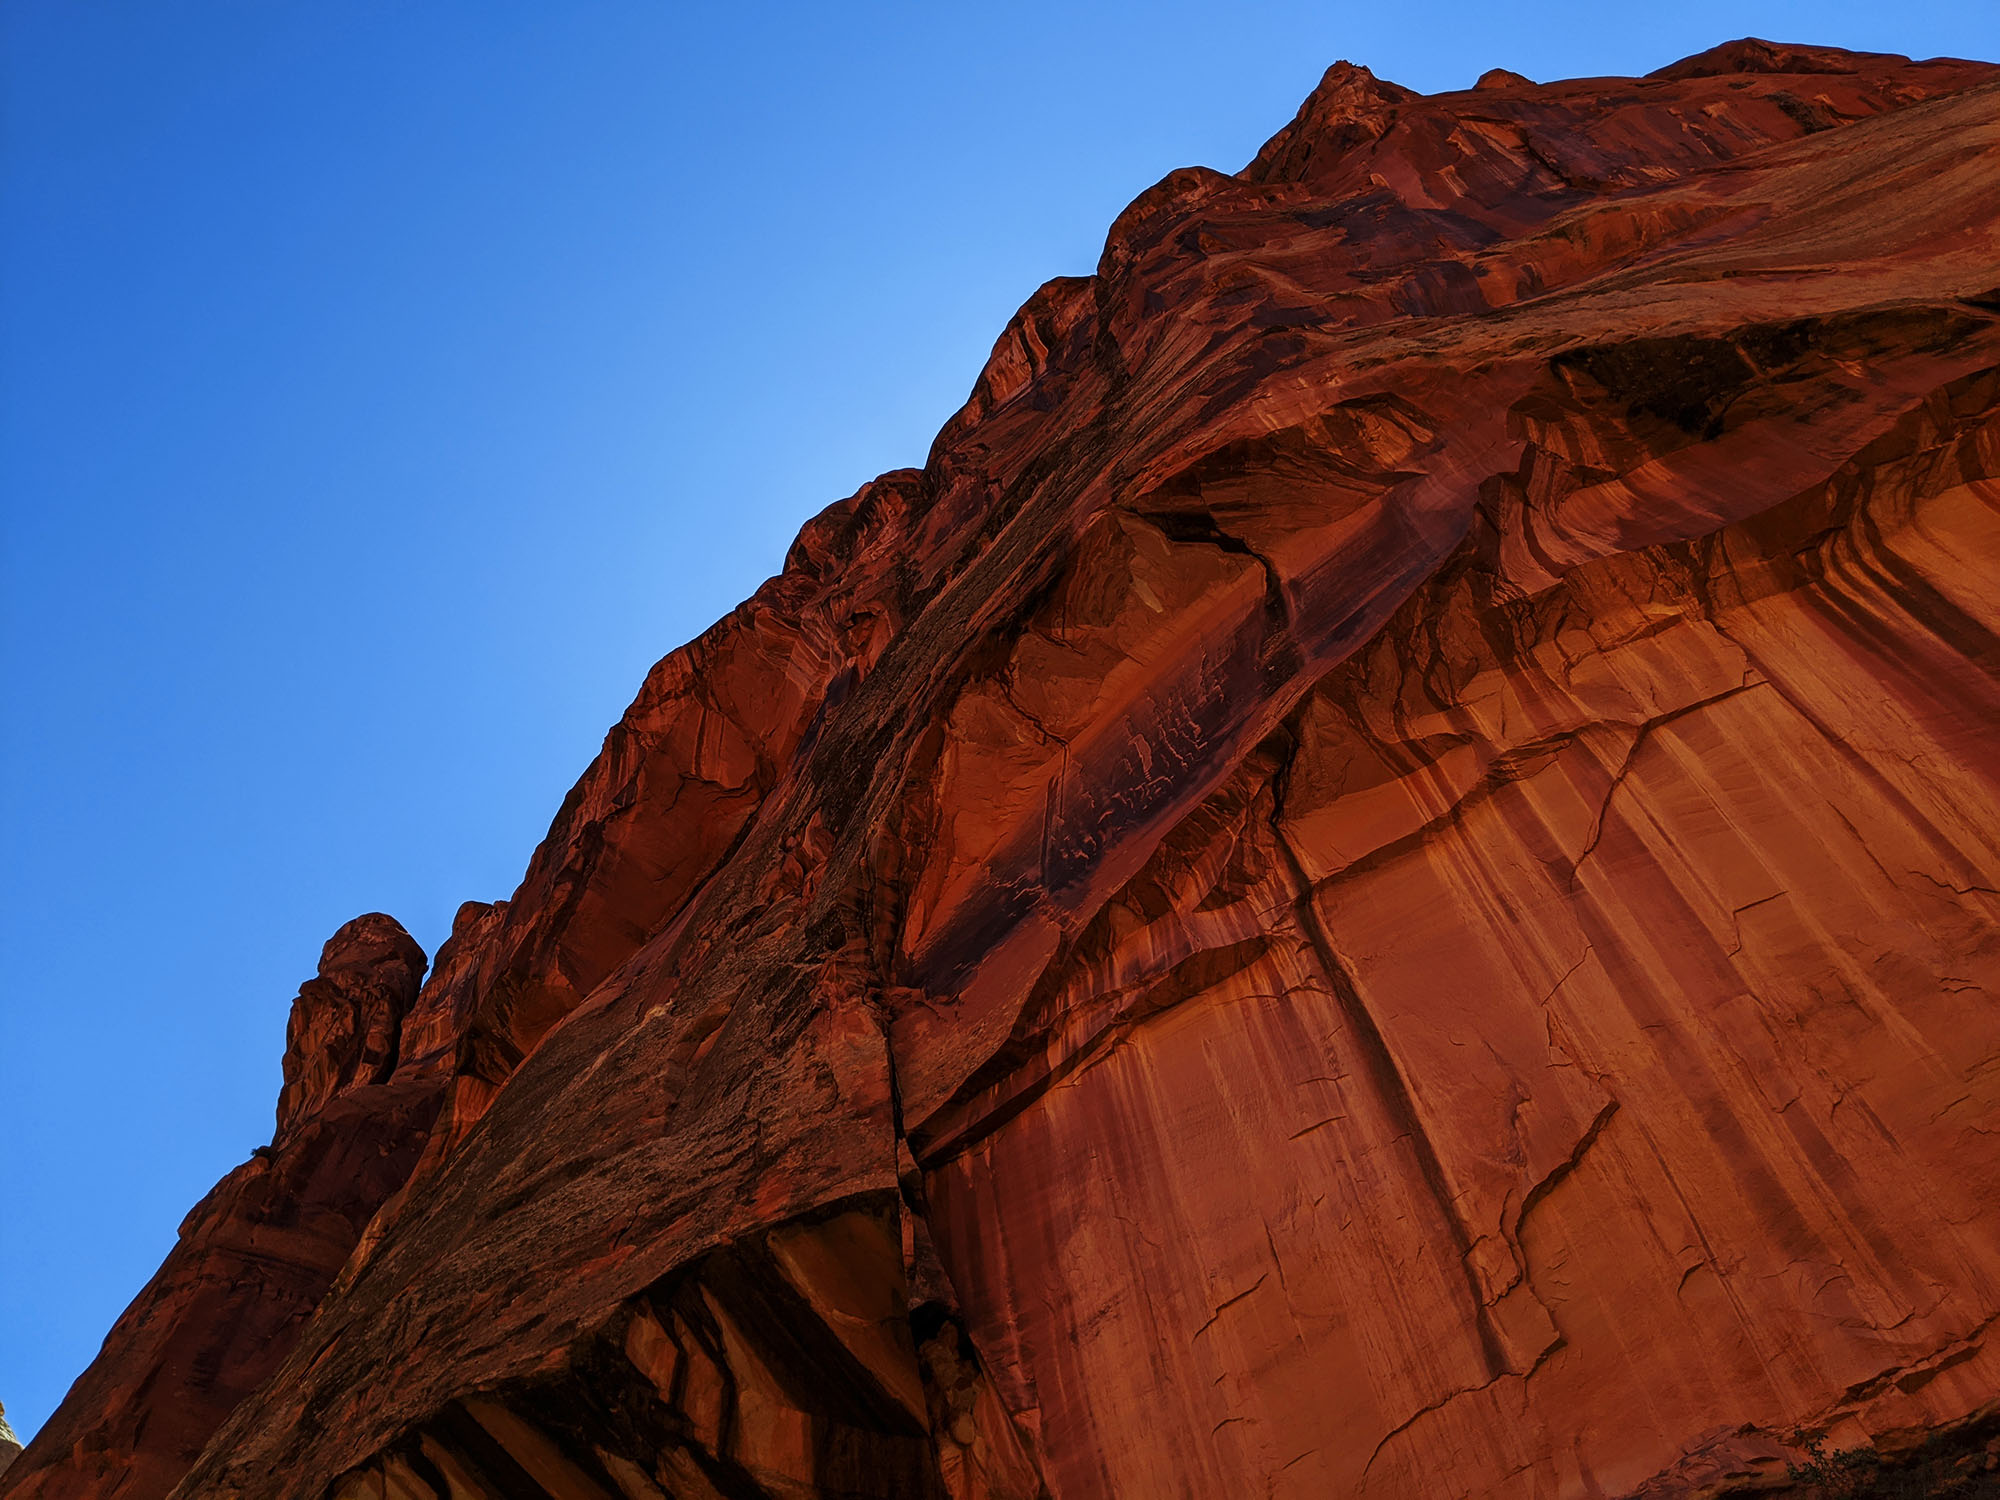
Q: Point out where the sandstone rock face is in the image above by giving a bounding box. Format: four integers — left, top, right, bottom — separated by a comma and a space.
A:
11, 38, 2000, 1500
3, 917, 440, 1500
275, 914, 428, 1134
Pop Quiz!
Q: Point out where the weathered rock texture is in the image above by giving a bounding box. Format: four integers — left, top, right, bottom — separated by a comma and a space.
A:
3, 918, 441, 1500
10, 37, 2000, 1500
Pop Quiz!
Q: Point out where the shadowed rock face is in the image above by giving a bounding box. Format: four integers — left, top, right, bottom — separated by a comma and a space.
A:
10, 37, 2000, 1500
2, 919, 441, 1500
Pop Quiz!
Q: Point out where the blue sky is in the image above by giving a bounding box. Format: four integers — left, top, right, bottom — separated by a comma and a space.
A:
3, 0, 1994, 1443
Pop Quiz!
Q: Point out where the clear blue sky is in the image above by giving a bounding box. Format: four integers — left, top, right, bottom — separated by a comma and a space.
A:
3, 0, 1993, 1443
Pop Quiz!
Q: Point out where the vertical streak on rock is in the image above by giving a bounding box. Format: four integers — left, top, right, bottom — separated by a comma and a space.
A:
1267, 734, 1512, 1378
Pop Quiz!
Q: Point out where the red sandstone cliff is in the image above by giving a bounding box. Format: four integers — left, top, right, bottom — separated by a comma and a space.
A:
4, 918, 440, 1500
9, 38, 2000, 1500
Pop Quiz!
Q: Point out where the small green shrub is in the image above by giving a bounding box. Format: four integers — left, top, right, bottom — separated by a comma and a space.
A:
1786, 1433, 1880, 1498
1783, 1428, 2000, 1499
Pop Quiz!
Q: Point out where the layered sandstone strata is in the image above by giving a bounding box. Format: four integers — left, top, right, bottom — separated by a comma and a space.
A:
9, 37, 2000, 1500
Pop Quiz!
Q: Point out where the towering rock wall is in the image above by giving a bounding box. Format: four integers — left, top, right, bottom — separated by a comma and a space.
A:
9, 38, 2000, 1500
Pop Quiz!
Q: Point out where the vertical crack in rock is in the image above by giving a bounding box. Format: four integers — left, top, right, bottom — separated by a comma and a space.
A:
1269, 730, 1514, 1379
1511, 1096, 1620, 1241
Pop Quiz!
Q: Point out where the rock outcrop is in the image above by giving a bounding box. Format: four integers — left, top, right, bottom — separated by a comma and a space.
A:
10, 38, 2000, 1500
2, 918, 440, 1500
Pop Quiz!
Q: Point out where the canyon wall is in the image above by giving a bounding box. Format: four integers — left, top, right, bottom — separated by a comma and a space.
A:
8, 38, 2000, 1500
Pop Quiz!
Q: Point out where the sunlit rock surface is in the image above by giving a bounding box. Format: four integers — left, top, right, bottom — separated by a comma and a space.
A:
9, 38, 2000, 1500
